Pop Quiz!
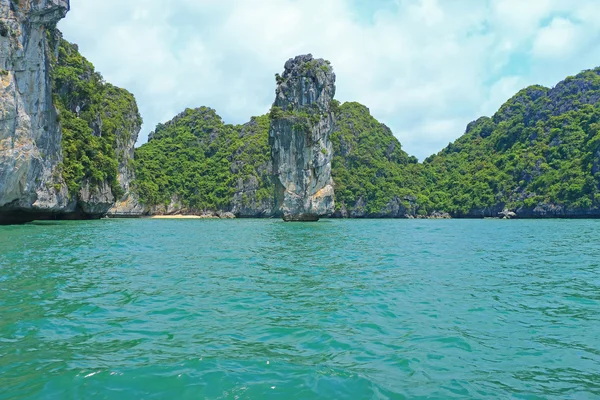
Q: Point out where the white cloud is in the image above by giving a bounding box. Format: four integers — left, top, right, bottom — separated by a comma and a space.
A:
58, 0, 600, 160
532, 18, 582, 59
490, 0, 553, 38
399, 118, 469, 159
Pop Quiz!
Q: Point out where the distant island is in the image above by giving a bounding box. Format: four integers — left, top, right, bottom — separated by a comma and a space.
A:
1, 0, 600, 223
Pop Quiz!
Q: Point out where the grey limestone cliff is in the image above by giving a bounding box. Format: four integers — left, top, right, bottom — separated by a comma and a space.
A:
269, 54, 335, 221
0, 0, 144, 223
0, 0, 70, 222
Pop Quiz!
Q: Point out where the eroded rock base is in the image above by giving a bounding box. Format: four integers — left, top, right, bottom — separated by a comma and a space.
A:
0, 209, 105, 225
282, 213, 320, 222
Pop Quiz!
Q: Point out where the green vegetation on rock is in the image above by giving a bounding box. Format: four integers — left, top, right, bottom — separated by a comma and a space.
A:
269, 104, 322, 132
133, 108, 272, 214
50, 33, 142, 198
331, 102, 427, 216
134, 102, 428, 217
424, 68, 600, 217
133, 66, 600, 218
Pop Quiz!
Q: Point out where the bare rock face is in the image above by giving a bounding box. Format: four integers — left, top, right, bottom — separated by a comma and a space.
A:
104, 89, 144, 218
0, 0, 70, 221
108, 194, 146, 218
269, 54, 336, 221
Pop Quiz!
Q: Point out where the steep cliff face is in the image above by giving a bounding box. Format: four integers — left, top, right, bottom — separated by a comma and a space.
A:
0, 0, 70, 222
50, 37, 143, 218
268, 54, 335, 221
0, 0, 142, 223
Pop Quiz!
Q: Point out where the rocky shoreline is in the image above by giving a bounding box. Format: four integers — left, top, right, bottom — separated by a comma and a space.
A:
102, 208, 600, 220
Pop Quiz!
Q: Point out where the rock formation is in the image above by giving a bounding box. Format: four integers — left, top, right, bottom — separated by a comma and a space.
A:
0, 0, 70, 223
0, 0, 144, 223
50, 36, 143, 219
268, 54, 335, 221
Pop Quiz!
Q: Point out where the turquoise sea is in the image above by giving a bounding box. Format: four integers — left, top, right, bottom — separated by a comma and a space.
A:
0, 219, 599, 399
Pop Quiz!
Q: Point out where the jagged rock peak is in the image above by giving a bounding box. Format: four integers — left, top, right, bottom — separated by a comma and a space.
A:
274, 54, 336, 112
269, 54, 336, 222
3, 0, 70, 22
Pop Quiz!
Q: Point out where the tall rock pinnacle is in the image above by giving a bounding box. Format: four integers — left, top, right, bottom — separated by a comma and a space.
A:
268, 54, 336, 221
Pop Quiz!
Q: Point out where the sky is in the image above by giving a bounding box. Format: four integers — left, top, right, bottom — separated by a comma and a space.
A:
59, 0, 600, 160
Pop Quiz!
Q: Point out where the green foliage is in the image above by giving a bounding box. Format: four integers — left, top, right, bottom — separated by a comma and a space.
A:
133, 67, 600, 218
275, 73, 285, 85
269, 104, 322, 132
331, 102, 429, 215
135, 102, 423, 217
51, 36, 141, 198
299, 59, 332, 75
269, 106, 283, 120
301, 59, 319, 74
134, 108, 272, 211
423, 68, 600, 215
330, 99, 341, 115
